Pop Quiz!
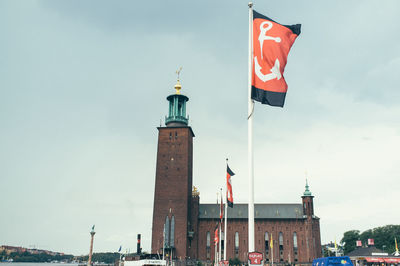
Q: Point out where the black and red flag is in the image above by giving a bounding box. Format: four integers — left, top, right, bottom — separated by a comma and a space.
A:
251, 10, 301, 107
226, 165, 235, 208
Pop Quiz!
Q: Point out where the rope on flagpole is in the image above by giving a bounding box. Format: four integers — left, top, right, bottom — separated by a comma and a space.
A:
248, 100, 255, 120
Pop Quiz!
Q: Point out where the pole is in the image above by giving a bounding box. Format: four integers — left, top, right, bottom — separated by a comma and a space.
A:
271, 240, 274, 266
215, 241, 217, 266
247, 1, 255, 254
224, 171, 228, 261
88, 227, 96, 266
219, 189, 222, 264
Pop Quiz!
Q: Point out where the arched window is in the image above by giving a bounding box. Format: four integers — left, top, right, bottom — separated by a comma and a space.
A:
170, 216, 175, 247
279, 232, 284, 261
235, 232, 239, 249
206, 231, 211, 247
265, 232, 270, 261
265, 232, 270, 250
165, 216, 170, 248
293, 232, 298, 249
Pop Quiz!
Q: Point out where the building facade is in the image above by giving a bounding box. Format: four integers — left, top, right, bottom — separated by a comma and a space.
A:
151, 80, 322, 263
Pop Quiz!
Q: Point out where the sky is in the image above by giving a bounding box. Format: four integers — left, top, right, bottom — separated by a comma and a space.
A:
1, 0, 400, 256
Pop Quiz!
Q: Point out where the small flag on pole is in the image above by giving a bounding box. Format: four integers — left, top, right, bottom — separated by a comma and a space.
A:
118, 246, 122, 252
395, 237, 399, 253
251, 10, 301, 107
214, 224, 219, 246
226, 165, 235, 208
270, 234, 273, 249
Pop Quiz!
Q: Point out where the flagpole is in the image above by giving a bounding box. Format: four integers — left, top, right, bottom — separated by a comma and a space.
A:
247, 1, 255, 254
224, 159, 228, 261
219, 189, 222, 264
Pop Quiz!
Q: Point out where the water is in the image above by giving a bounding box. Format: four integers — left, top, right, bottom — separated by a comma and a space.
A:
0, 263, 79, 266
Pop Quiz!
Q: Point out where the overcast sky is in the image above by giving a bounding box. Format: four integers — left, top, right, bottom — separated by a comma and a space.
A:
1, 0, 400, 256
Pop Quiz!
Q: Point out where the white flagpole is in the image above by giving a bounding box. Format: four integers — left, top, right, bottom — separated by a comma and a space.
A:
219, 189, 222, 264
247, 1, 255, 254
215, 241, 217, 266
224, 162, 228, 261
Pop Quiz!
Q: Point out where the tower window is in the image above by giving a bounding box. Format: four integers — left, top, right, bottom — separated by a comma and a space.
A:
170, 216, 175, 247
169, 132, 172, 139
164, 216, 170, 248
175, 132, 178, 139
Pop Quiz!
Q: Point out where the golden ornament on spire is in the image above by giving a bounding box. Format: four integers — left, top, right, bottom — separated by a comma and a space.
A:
175, 67, 183, 94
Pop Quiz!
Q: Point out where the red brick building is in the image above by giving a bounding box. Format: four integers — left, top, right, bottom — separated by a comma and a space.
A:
151, 81, 322, 264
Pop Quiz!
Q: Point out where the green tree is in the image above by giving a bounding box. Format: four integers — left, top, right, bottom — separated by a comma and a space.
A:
229, 257, 242, 266
341, 230, 360, 254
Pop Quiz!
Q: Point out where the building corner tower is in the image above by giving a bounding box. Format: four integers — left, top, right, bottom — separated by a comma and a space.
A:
301, 180, 322, 261
151, 79, 195, 259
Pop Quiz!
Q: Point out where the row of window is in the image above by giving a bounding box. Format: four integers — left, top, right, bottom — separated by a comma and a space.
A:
205, 231, 300, 261
205, 231, 298, 249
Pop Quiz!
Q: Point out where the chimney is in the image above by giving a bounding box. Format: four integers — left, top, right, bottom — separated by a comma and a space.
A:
137, 234, 141, 254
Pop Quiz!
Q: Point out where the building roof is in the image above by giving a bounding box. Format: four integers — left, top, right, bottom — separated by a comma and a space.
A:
199, 203, 306, 219
346, 246, 386, 257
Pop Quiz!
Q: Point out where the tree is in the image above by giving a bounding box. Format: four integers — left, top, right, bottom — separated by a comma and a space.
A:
341, 225, 400, 255
229, 257, 242, 266
341, 230, 360, 255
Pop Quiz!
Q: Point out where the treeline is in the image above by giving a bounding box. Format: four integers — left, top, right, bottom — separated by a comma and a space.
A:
3, 251, 73, 262
1, 249, 120, 264
76, 252, 121, 264
341, 224, 400, 254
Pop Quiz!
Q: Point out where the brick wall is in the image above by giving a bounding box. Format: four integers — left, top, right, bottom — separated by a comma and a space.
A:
151, 126, 194, 259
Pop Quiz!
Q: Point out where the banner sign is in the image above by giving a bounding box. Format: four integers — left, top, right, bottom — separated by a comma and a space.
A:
248, 252, 263, 265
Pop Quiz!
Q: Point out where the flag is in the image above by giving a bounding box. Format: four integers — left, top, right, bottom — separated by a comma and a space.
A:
226, 165, 235, 208
220, 193, 224, 222
335, 239, 337, 250
118, 246, 122, 252
396, 238, 399, 253
270, 234, 273, 249
251, 10, 301, 107
214, 224, 219, 246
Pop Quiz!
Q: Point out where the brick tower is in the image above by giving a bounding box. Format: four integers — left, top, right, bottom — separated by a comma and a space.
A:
301, 180, 322, 261
151, 78, 194, 260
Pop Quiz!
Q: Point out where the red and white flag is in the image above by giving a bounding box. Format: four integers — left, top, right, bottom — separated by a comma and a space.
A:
214, 224, 219, 245
251, 10, 301, 107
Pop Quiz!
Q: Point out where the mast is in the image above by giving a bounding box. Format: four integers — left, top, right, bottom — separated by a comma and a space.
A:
247, 1, 255, 254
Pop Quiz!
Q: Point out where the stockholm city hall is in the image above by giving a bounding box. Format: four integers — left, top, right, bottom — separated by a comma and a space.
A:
151, 78, 322, 264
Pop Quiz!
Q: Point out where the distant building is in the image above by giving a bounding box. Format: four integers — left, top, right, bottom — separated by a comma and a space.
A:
0, 245, 64, 256
347, 245, 400, 265
151, 80, 322, 263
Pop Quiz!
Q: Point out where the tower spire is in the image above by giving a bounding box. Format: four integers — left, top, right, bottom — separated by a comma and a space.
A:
303, 178, 312, 196
165, 69, 189, 127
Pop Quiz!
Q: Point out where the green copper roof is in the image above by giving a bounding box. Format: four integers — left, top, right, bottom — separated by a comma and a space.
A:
303, 179, 312, 196
165, 79, 189, 126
